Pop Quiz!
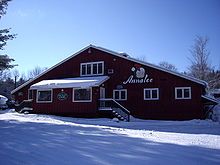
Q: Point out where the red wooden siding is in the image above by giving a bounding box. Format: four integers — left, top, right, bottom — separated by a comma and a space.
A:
32, 87, 99, 117
13, 46, 206, 120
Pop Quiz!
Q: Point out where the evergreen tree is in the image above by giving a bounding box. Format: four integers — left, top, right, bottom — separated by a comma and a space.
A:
0, 0, 16, 73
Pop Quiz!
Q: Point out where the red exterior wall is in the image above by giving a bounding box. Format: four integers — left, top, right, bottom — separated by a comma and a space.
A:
13, 47, 206, 120
32, 87, 99, 117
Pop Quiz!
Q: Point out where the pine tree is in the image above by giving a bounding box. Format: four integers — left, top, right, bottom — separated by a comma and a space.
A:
0, 0, 16, 73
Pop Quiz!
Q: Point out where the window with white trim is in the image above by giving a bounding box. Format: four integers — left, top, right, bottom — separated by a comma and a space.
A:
73, 88, 92, 102
28, 89, 34, 100
80, 61, 104, 76
144, 88, 159, 100
175, 87, 191, 99
37, 90, 52, 103
113, 89, 127, 101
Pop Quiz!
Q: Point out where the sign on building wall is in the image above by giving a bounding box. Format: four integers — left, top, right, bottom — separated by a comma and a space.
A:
123, 64, 153, 84
57, 91, 68, 101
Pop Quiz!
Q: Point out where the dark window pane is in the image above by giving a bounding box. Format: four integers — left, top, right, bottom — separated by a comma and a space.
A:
74, 89, 91, 101
177, 89, 182, 98
114, 91, 119, 100
93, 63, 97, 74
82, 65, 86, 75
184, 89, 190, 98
121, 91, 126, 100
28, 90, 33, 99
38, 91, 51, 102
98, 63, 103, 74
87, 64, 91, 75
145, 90, 151, 99
152, 90, 158, 99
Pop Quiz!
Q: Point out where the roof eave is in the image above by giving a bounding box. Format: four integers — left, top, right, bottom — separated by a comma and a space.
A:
11, 44, 207, 94
91, 45, 207, 87
11, 45, 92, 94
202, 95, 219, 105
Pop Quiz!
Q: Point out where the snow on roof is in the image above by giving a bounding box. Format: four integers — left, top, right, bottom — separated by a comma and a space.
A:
202, 95, 219, 105
0, 95, 8, 104
0, 95, 7, 100
30, 76, 109, 90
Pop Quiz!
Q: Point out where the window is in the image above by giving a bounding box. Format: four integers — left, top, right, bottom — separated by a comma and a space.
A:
113, 89, 127, 101
80, 61, 104, 76
73, 88, 92, 102
144, 88, 159, 100
175, 87, 191, 99
37, 90, 52, 103
28, 89, 34, 100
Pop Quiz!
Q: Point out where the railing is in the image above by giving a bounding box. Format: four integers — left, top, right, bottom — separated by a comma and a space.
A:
99, 98, 130, 122
15, 99, 33, 113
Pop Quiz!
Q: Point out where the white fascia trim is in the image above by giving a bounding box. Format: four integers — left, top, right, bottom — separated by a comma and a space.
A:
202, 95, 219, 104
11, 45, 92, 94
91, 45, 207, 87
12, 44, 207, 94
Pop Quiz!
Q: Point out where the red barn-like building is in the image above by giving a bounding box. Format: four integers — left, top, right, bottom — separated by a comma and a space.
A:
12, 45, 217, 121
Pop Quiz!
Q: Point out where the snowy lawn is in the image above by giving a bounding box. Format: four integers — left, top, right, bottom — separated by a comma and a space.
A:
0, 110, 220, 165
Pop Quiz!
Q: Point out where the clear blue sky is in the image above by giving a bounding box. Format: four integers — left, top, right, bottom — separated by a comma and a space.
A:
1, 0, 220, 75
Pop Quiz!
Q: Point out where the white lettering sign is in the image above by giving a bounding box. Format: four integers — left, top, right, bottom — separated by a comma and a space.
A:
123, 65, 153, 84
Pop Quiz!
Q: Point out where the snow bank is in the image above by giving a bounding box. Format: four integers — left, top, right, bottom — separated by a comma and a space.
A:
0, 110, 220, 165
213, 100, 220, 122
0, 95, 8, 105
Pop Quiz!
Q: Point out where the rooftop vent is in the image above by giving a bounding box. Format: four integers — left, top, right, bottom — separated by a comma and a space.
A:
119, 52, 130, 58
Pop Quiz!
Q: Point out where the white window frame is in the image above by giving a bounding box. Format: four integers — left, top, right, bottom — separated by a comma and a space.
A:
113, 89, 127, 101
36, 89, 53, 103
144, 88, 159, 100
28, 89, 34, 100
175, 87, 191, 100
80, 61, 104, 76
73, 88, 92, 102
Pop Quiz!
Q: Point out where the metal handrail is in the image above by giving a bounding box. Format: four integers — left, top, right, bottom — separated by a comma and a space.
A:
15, 99, 33, 112
99, 98, 130, 121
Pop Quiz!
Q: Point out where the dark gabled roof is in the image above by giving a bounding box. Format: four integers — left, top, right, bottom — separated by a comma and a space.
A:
11, 44, 207, 94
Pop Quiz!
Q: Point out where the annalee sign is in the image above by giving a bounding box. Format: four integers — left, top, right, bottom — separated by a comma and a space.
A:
123, 64, 153, 84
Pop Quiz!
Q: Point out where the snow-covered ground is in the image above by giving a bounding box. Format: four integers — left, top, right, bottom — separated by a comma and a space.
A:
0, 110, 220, 165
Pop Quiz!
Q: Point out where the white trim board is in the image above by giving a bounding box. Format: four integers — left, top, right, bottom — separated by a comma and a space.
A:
11, 45, 207, 94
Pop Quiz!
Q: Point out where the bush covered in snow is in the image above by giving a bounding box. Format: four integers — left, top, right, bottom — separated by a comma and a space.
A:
212, 101, 220, 122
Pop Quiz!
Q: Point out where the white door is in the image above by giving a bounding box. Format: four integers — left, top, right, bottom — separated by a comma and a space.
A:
100, 87, 105, 99
100, 87, 106, 108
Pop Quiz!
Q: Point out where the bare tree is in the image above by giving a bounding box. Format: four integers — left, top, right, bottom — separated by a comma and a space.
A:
12, 69, 20, 88
159, 61, 178, 72
137, 55, 146, 62
208, 70, 220, 89
188, 36, 212, 81
28, 66, 46, 79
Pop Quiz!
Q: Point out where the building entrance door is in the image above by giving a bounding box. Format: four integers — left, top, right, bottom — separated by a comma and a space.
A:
100, 87, 106, 108
100, 87, 105, 99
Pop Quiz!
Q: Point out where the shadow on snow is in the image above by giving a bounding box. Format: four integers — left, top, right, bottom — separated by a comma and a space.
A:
0, 119, 220, 165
